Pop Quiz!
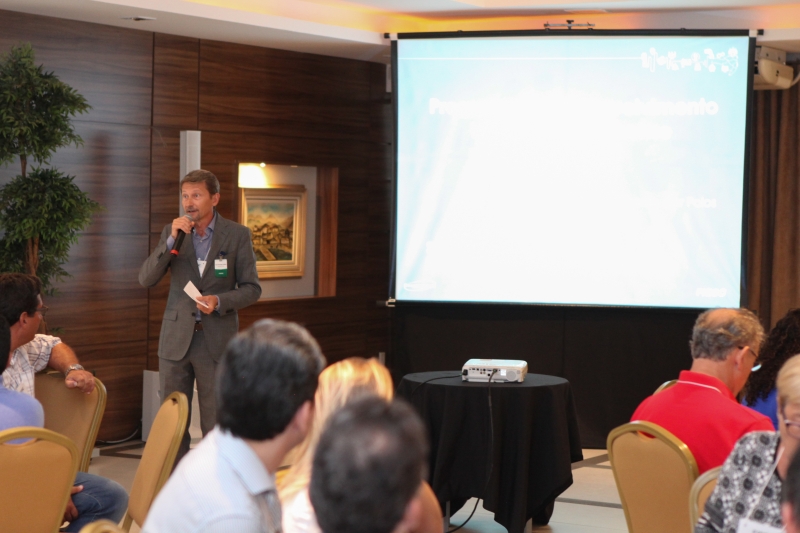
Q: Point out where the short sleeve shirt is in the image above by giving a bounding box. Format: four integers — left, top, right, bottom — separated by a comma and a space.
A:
631, 371, 774, 473
2, 334, 60, 396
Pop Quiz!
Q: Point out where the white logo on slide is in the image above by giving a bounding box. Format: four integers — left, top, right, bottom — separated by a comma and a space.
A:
641, 47, 739, 74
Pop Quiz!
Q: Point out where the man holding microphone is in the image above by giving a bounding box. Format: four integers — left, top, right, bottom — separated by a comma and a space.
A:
140, 169, 261, 464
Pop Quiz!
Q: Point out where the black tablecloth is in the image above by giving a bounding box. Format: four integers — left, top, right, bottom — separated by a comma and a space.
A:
397, 371, 583, 533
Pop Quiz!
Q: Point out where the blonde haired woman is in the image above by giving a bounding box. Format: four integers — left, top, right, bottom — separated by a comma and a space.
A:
695, 353, 800, 532
280, 357, 443, 533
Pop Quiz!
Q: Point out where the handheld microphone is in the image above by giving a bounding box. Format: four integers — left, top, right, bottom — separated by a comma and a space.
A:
170, 214, 193, 256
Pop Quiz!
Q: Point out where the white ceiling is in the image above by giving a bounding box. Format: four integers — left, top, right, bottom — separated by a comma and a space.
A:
0, 0, 799, 62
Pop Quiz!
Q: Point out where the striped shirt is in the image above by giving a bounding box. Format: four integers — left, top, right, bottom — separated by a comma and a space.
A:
2, 334, 61, 396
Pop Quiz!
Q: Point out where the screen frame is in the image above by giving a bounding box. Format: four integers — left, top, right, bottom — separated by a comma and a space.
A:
389, 29, 756, 311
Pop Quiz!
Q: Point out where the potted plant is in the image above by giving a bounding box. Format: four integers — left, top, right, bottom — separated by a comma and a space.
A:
0, 43, 100, 292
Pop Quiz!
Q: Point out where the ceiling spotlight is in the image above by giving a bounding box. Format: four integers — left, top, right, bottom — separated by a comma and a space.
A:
121, 16, 156, 21
260, 162, 266, 168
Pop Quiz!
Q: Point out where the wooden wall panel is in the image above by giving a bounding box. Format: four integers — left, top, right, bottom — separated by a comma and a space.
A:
263, 48, 371, 101
153, 34, 199, 130
46, 234, 148, 344
79, 342, 147, 440
150, 130, 182, 233
199, 41, 269, 134
317, 169, 339, 297
260, 50, 371, 141
50, 122, 152, 235
0, 10, 152, 127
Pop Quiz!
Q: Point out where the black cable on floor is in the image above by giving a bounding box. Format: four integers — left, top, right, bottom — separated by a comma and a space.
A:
96, 421, 141, 446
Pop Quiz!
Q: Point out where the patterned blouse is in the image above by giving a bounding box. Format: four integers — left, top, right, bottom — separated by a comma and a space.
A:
694, 431, 783, 533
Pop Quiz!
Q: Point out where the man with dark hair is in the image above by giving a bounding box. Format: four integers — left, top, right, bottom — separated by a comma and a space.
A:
140, 169, 261, 463
632, 307, 773, 473
0, 301, 128, 532
143, 319, 325, 533
310, 396, 428, 533
0, 273, 95, 396
783, 449, 800, 533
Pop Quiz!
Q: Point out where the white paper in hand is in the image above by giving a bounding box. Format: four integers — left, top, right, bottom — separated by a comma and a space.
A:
184, 281, 209, 308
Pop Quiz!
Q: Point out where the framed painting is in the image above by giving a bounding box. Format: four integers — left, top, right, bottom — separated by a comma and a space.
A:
239, 185, 307, 279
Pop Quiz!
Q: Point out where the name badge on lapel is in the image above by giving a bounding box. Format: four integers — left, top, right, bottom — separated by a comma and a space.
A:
214, 257, 228, 278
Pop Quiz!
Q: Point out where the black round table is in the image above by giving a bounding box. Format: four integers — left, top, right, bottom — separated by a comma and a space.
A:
397, 371, 583, 533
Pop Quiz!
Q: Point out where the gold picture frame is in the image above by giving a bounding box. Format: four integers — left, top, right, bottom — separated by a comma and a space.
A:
239, 186, 307, 279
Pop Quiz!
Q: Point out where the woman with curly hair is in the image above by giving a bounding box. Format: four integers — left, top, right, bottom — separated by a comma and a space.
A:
744, 308, 800, 428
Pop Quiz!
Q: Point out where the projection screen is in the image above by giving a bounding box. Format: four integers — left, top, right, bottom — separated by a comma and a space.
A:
392, 31, 754, 309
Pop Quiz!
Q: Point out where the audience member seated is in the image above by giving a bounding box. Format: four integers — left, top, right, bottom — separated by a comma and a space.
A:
279, 357, 442, 533
0, 314, 127, 531
0, 273, 95, 396
632, 307, 773, 473
744, 308, 800, 428
310, 396, 428, 533
695, 353, 800, 532
782, 442, 800, 533
143, 319, 326, 533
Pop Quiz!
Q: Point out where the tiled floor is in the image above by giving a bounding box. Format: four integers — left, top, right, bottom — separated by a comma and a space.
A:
89, 443, 627, 533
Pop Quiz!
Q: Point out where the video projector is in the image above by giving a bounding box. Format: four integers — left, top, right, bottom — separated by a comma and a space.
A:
462, 359, 528, 383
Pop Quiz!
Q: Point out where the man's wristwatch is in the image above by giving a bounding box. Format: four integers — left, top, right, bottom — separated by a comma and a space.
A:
65, 364, 84, 377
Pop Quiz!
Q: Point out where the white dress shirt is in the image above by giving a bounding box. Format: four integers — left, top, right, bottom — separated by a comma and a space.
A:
2, 334, 60, 396
144, 427, 280, 533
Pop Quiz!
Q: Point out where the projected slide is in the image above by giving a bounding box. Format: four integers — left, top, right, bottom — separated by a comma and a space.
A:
394, 34, 750, 308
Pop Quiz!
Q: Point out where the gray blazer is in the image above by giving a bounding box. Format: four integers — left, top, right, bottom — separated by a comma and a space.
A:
139, 213, 262, 362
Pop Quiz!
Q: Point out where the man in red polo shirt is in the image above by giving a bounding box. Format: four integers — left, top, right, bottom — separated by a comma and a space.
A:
631, 307, 773, 474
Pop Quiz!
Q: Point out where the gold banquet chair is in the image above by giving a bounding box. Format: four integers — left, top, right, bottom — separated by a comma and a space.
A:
79, 519, 126, 533
654, 379, 678, 393
690, 466, 722, 526
121, 391, 189, 532
0, 427, 79, 533
607, 421, 699, 533
35, 370, 107, 472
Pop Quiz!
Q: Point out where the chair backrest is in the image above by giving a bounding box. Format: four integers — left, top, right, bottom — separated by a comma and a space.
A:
690, 465, 721, 526
654, 379, 678, 394
35, 370, 107, 472
608, 421, 699, 533
0, 426, 79, 533
122, 391, 188, 531
79, 519, 126, 533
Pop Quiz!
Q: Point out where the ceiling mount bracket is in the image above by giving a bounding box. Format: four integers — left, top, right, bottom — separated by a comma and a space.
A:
544, 20, 595, 31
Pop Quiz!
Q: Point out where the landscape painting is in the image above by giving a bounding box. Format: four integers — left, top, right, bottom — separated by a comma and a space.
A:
239, 186, 306, 279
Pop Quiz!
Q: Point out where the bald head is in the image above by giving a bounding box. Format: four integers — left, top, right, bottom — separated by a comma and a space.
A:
690, 308, 765, 362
